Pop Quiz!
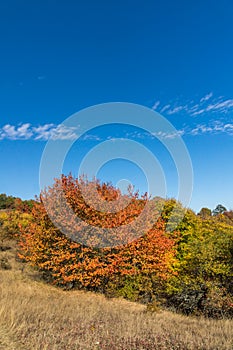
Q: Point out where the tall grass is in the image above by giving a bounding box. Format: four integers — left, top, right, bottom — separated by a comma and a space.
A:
0, 241, 233, 350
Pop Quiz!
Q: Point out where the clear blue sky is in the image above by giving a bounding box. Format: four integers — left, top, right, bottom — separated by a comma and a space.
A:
0, 0, 233, 213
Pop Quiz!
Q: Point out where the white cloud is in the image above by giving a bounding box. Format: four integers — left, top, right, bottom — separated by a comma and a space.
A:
190, 125, 213, 135
50, 125, 77, 140
206, 99, 233, 112
191, 108, 207, 116
151, 130, 185, 139
2, 125, 18, 139
125, 131, 149, 139
189, 122, 233, 136
188, 104, 200, 113
0, 123, 33, 140
81, 134, 102, 141
190, 97, 233, 116
160, 104, 171, 113
152, 101, 160, 110
156, 93, 233, 118
0, 123, 78, 141
224, 123, 233, 130
190, 99, 233, 116
33, 124, 55, 140
166, 106, 187, 115
1, 121, 232, 140
200, 92, 213, 102
17, 123, 33, 138
8, 94, 227, 142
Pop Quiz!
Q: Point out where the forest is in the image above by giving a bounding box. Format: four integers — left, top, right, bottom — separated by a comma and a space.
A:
0, 175, 233, 319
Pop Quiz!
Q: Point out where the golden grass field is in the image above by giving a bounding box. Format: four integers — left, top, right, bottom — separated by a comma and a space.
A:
0, 240, 233, 350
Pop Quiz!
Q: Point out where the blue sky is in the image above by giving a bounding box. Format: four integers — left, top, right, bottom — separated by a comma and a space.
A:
0, 0, 233, 213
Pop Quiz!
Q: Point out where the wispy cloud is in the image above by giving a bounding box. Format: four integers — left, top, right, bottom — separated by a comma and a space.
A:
160, 104, 171, 113
166, 105, 188, 115
0, 123, 186, 142
189, 122, 233, 136
152, 100, 160, 110
2, 93, 232, 141
81, 134, 102, 141
151, 130, 185, 139
104, 123, 232, 140
190, 98, 233, 116
200, 92, 213, 102
153, 92, 233, 118
125, 129, 185, 140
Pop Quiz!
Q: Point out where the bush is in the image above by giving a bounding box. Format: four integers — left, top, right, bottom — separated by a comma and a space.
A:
165, 282, 233, 319
0, 210, 32, 241
0, 257, 12, 270
165, 283, 208, 315
202, 285, 233, 319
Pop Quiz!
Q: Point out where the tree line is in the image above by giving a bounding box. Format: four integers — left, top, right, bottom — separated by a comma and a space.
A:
0, 177, 233, 318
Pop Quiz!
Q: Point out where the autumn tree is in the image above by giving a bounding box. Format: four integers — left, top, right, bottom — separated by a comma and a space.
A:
198, 207, 212, 219
18, 175, 179, 294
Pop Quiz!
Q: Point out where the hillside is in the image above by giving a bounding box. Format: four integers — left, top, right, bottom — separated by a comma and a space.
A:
0, 238, 233, 350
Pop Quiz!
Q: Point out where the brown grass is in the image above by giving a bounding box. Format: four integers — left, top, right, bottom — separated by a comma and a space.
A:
0, 240, 233, 350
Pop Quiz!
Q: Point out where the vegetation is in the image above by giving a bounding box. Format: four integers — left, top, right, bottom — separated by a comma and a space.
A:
0, 182, 233, 348
1, 175, 232, 320
0, 240, 232, 350
0, 193, 35, 212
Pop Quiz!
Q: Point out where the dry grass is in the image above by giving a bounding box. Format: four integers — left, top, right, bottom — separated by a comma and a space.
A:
0, 240, 233, 350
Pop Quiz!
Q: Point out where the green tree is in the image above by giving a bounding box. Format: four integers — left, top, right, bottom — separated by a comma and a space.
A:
212, 204, 227, 216
0, 193, 16, 209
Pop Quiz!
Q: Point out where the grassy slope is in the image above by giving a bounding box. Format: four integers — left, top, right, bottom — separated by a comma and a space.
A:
0, 240, 233, 350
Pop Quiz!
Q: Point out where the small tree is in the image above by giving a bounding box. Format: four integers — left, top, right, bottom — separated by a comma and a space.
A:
0, 193, 16, 210
212, 204, 227, 216
198, 207, 212, 219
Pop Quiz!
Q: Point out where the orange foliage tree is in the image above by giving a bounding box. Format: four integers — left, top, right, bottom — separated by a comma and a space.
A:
18, 175, 179, 291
